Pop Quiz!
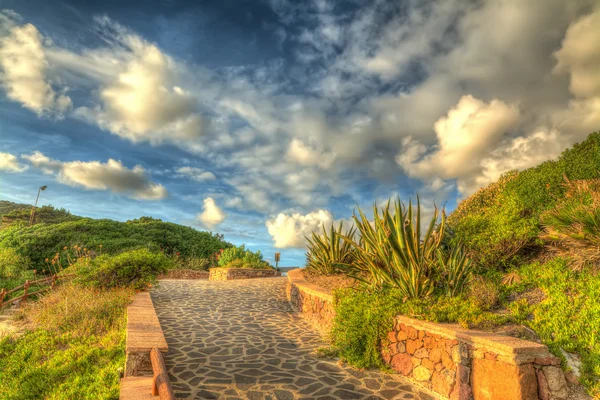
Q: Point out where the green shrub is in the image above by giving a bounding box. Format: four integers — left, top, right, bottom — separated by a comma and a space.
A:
517, 258, 600, 395
0, 217, 232, 270
305, 222, 356, 276
468, 276, 500, 311
331, 288, 508, 369
0, 247, 31, 279
79, 248, 173, 289
449, 132, 600, 270
217, 245, 269, 268
541, 178, 600, 270
436, 245, 473, 297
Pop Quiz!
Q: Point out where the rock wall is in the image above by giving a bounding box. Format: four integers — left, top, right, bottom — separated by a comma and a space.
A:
285, 268, 572, 400
383, 316, 569, 400
208, 268, 281, 281
286, 269, 335, 331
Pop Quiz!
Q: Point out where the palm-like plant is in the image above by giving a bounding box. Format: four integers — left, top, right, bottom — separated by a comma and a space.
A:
339, 197, 446, 299
305, 222, 357, 275
436, 245, 472, 296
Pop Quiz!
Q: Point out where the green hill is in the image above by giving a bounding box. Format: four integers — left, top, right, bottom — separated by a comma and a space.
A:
448, 131, 600, 270
0, 202, 232, 270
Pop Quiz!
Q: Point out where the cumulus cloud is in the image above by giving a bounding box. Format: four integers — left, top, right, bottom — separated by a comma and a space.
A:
266, 209, 333, 248
175, 167, 216, 182
0, 12, 71, 116
397, 95, 520, 194
553, 9, 600, 99
287, 138, 335, 169
0, 152, 27, 172
74, 18, 203, 144
22, 151, 167, 200
197, 197, 226, 228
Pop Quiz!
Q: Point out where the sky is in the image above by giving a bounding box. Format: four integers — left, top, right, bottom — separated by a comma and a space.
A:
0, 0, 599, 266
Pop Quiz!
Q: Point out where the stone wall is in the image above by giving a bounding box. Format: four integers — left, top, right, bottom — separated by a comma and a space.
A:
208, 268, 281, 281
382, 315, 569, 400
123, 292, 168, 377
285, 268, 573, 400
286, 269, 335, 331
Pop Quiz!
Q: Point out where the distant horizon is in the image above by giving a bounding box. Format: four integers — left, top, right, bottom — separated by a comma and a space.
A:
1, 0, 599, 268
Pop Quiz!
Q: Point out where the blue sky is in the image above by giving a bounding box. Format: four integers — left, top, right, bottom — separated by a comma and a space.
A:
0, 0, 599, 266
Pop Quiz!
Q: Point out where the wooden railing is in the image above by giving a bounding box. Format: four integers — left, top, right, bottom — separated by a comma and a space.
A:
150, 347, 175, 400
0, 274, 75, 310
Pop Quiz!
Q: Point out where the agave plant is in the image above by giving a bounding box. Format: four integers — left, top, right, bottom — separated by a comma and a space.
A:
436, 245, 472, 297
339, 197, 446, 299
305, 222, 357, 276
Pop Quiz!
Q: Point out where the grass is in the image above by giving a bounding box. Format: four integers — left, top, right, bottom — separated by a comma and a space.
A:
330, 287, 509, 369
512, 258, 600, 395
0, 284, 133, 400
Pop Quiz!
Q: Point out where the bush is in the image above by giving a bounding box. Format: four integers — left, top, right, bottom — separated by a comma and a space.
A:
468, 276, 500, 311
79, 248, 173, 289
217, 245, 270, 268
0, 284, 133, 399
305, 222, 356, 276
0, 247, 31, 279
516, 258, 600, 395
331, 288, 508, 369
541, 178, 600, 270
449, 132, 600, 270
0, 216, 232, 270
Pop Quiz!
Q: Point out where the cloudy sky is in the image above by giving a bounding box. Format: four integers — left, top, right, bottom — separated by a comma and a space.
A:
0, 0, 599, 266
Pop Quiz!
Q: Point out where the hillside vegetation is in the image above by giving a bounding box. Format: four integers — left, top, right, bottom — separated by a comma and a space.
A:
306, 131, 600, 396
0, 205, 232, 275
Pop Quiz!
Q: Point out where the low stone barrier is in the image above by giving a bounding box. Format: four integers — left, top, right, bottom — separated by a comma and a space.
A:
285, 268, 335, 331
208, 268, 281, 281
382, 316, 569, 400
286, 268, 570, 400
123, 292, 168, 377
120, 292, 172, 400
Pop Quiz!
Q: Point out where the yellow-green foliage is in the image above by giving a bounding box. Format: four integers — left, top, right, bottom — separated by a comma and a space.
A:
331, 288, 508, 369
341, 198, 472, 298
217, 245, 270, 269
305, 222, 356, 276
511, 258, 600, 395
541, 178, 600, 270
449, 132, 600, 270
78, 248, 173, 289
0, 247, 31, 279
0, 284, 133, 400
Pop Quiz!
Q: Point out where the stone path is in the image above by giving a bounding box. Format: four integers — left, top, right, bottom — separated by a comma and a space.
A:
151, 278, 434, 400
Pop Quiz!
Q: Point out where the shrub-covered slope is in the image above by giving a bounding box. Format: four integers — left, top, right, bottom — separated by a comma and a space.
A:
0, 202, 232, 270
448, 131, 600, 269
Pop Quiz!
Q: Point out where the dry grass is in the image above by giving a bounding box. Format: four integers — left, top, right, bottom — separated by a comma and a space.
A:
17, 283, 134, 337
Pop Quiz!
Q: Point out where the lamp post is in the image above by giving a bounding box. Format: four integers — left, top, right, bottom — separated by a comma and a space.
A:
29, 185, 47, 226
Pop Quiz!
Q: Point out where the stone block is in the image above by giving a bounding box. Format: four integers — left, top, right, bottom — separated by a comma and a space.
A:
391, 353, 413, 376
471, 358, 538, 400
413, 365, 432, 382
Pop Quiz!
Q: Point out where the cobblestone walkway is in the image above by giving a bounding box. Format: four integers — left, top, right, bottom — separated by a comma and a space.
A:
151, 278, 434, 400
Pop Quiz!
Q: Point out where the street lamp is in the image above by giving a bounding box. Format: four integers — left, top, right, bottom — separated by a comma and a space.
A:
29, 185, 47, 226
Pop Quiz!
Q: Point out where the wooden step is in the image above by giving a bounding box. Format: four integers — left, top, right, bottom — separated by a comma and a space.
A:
119, 376, 155, 400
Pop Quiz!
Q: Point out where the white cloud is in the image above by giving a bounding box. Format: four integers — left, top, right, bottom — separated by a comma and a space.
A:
0, 152, 27, 172
22, 151, 167, 200
197, 197, 226, 228
175, 166, 216, 182
553, 8, 600, 99
266, 209, 333, 248
397, 95, 520, 194
287, 138, 335, 169
74, 19, 203, 144
0, 13, 71, 116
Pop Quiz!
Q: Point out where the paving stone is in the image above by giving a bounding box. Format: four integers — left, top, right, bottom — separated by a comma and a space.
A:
151, 278, 422, 399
